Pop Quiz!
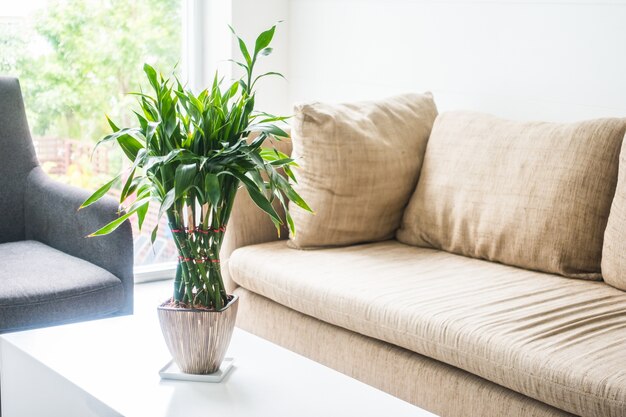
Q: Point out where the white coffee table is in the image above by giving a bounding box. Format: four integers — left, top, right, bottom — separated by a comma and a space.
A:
0, 281, 436, 417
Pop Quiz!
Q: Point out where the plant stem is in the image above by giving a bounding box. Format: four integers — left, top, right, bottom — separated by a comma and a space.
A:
167, 200, 229, 310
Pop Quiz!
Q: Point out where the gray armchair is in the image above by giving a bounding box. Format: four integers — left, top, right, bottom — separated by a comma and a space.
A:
0, 77, 133, 333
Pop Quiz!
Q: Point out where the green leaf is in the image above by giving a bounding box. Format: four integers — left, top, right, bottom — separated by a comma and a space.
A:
254, 25, 275, 56
253, 112, 291, 124
259, 47, 273, 56
246, 183, 281, 224
251, 71, 285, 89
175, 163, 197, 198
227, 171, 281, 224
145, 121, 159, 144
228, 24, 252, 66
284, 183, 312, 212
132, 111, 148, 131
285, 208, 295, 235
117, 134, 144, 161
283, 165, 297, 183
248, 123, 289, 138
131, 148, 148, 170
204, 174, 220, 207
151, 225, 159, 245
88, 208, 137, 237
79, 174, 121, 209
188, 93, 204, 113
120, 168, 136, 202
137, 200, 149, 230
92, 127, 141, 156
144, 63, 159, 92
228, 59, 248, 72
247, 168, 265, 190
244, 94, 255, 117
158, 189, 176, 221
275, 191, 294, 236
237, 37, 251, 66
135, 183, 152, 199
260, 147, 289, 161
276, 175, 312, 212
106, 115, 120, 132
222, 81, 239, 102
125, 196, 152, 213
142, 149, 186, 172
269, 158, 295, 166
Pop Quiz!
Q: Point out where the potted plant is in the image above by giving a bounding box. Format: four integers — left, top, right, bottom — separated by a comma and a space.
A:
81, 25, 311, 374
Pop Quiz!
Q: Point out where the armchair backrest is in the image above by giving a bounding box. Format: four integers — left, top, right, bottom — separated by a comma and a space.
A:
0, 77, 38, 243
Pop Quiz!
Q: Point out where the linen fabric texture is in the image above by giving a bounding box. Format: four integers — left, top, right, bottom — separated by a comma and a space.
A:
288, 93, 438, 248
602, 136, 626, 290
229, 240, 626, 417
234, 287, 573, 417
397, 111, 626, 279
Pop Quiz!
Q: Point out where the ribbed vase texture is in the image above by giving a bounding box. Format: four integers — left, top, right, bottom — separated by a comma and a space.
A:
157, 295, 239, 374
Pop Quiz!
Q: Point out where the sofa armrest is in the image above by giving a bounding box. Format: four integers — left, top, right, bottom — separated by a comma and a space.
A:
24, 167, 134, 314
220, 136, 292, 292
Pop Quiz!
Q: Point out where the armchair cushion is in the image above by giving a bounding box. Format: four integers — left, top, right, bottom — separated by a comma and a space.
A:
0, 240, 124, 332
24, 168, 134, 313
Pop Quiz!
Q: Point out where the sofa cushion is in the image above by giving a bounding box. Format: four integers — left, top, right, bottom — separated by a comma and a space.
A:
397, 112, 626, 279
230, 240, 626, 417
0, 240, 125, 332
289, 93, 438, 248
235, 288, 572, 417
603, 137, 626, 290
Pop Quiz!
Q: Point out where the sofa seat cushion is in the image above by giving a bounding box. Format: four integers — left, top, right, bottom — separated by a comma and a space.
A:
0, 240, 125, 332
230, 240, 626, 417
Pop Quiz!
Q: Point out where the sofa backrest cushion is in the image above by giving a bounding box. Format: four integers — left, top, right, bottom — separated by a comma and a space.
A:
397, 111, 626, 279
602, 136, 626, 290
288, 93, 438, 248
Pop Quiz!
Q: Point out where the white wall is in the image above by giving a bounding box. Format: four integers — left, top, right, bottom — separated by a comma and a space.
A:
183, 0, 289, 114
231, 0, 290, 115
283, 0, 626, 121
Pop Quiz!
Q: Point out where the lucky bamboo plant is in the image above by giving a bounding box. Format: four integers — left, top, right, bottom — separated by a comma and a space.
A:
81, 25, 311, 310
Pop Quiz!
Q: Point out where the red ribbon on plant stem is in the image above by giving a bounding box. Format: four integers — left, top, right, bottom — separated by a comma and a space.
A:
178, 256, 220, 263
171, 226, 226, 235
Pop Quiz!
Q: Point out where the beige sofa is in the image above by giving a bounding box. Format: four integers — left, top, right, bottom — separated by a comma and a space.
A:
221, 95, 626, 417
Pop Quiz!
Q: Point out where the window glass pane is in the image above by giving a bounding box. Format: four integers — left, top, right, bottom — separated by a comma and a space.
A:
1, 0, 180, 266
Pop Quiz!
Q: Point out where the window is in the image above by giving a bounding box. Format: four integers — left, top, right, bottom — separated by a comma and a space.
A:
1, 0, 182, 271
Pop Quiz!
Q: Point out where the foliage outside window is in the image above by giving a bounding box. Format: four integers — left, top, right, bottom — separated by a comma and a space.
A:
1, 0, 181, 265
